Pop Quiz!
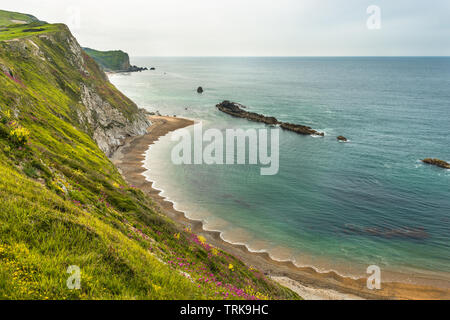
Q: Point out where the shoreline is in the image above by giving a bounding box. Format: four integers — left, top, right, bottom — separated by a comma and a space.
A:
110, 115, 450, 300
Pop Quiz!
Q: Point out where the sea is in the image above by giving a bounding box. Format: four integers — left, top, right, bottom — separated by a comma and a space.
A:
109, 57, 450, 286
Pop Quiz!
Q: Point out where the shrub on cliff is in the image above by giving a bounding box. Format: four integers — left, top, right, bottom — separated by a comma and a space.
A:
9, 126, 30, 146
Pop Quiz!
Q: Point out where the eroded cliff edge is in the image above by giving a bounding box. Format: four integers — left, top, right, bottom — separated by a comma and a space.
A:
0, 24, 150, 156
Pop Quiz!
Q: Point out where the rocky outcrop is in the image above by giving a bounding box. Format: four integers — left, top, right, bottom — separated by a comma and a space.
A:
217, 101, 279, 125
422, 158, 450, 169
126, 65, 148, 72
80, 85, 150, 156
337, 136, 348, 142
216, 101, 324, 136
197, 86, 203, 94
280, 123, 324, 136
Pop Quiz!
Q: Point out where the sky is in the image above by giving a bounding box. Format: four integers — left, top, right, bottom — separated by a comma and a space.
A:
2, 0, 450, 56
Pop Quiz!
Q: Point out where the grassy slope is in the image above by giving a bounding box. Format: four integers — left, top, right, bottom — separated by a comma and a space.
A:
0, 9, 39, 26
0, 18, 299, 300
83, 48, 130, 71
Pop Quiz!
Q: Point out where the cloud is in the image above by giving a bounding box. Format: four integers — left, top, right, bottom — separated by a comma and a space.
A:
2, 0, 449, 56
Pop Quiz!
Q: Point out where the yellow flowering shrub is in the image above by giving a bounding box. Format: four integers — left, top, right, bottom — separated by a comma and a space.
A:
1, 109, 11, 123
197, 235, 206, 244
9, 126, 30, 145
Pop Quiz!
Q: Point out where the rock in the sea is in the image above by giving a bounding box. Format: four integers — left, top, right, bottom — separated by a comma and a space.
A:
150, 67, 155, 70
216, 101, 324, 136
280, 123, 324, 136
216, 100, 278, 125
422, 158, 450, 169
128, 65, 148, 72
197, 86, 204, 94
337, 136, 348, 142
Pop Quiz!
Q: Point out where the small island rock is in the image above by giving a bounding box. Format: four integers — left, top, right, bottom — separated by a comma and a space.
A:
422, 158, 450, 169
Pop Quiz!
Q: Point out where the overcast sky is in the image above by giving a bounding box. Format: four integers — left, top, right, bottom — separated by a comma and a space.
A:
2, 0, 450, 56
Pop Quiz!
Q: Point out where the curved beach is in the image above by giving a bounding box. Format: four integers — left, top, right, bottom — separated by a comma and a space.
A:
110, 115, 450, 300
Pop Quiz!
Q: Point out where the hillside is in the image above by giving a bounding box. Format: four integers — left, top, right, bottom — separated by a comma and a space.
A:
0, 9, 41, 26
83, 48, 131, 71
0, 13, 298, 300
83, 47, 147, 72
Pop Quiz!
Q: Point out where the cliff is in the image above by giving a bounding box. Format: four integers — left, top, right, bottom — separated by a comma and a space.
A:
83, 47, 148, 73
83, 47, 131, 71
0, 12, 297, 300
0, 23, 150, 156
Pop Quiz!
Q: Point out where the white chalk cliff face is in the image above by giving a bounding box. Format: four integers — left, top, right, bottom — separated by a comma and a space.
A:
80, 84, 150, 156
60, 26, 151, 156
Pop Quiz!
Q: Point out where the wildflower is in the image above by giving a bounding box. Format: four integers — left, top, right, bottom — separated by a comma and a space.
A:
228, 264, 234, 271
198, 235, 206, 244
9, 126, 30, 145
174, 233, 180, 240
152, 284, 161, 291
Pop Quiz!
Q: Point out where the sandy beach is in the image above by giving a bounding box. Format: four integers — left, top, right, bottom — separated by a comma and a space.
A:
110, 115, 450, 300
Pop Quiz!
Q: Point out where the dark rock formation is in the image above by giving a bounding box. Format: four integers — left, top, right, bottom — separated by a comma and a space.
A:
126, 65, 148, 72
216, 101, 278, 125
337, 136, 348, 142
216, 101, 324, 136
280, 123, 324, 136
422, 158, 450, 169
150, 67, 155, 70
197, 86, 204, 94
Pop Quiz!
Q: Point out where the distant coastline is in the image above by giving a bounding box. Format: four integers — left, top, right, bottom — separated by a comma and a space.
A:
83, 47, 150, 73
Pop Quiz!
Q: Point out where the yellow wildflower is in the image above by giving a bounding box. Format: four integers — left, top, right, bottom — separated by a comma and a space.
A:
198, 236, 206, 244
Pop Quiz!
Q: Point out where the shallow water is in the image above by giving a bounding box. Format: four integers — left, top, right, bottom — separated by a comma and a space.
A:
109, 57, 450, 285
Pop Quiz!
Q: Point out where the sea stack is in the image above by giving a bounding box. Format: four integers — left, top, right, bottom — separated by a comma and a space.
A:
197, 86, 204, 94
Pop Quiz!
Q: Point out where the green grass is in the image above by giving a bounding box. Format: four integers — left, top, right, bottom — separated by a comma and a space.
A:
0, 15, 300, 300
0, 9, 40, 27
83, 47, 130, 71
0, 22, 60, 41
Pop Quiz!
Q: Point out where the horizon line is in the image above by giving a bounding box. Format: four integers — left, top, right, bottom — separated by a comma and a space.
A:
130, 55, 450, 58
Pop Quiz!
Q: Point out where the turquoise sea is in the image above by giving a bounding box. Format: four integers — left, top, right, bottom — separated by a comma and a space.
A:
109, 57, 450, 286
